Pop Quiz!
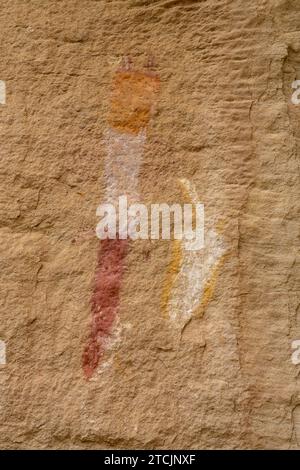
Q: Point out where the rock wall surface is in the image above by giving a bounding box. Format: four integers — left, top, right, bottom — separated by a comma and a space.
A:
0, 0, 299, 449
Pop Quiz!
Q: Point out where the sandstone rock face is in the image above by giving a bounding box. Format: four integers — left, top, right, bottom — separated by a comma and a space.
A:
0, 0, 299, 449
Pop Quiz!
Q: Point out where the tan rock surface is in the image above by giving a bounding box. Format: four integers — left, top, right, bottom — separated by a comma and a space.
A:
0, 0, 299, 449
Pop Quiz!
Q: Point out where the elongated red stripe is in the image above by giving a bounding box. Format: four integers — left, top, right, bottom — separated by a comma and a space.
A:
82, 238, 128, 379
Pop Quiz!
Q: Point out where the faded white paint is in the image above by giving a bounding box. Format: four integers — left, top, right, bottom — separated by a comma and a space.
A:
291, 340, 300, 365
0, 340, 6, 365
168, 224, 226, 327
0, 80, 5, 105
291, 80, 300, 105
167, 179, 226, 328
100, 127, 147, 239
103, 127, 146, 205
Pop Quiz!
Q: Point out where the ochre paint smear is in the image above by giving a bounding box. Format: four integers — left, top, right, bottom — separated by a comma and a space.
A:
82, 238, 128, 379
161, 240, 182, 316
193, 253, 229, 319
108, 71, 160, 135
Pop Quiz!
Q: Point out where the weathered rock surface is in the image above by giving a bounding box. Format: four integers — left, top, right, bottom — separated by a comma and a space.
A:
0, 0, 299, 449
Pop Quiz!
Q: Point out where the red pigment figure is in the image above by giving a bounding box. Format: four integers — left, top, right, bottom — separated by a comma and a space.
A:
82, 238, 128, 378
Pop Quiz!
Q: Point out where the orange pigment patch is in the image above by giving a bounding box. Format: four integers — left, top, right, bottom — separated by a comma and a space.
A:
108, 71, 160, 134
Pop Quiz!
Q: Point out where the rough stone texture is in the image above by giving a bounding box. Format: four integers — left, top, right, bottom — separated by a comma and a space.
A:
0, 0, 299, 449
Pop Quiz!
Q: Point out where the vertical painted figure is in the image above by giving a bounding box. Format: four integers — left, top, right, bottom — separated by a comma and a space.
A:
82, 59, 160, 379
